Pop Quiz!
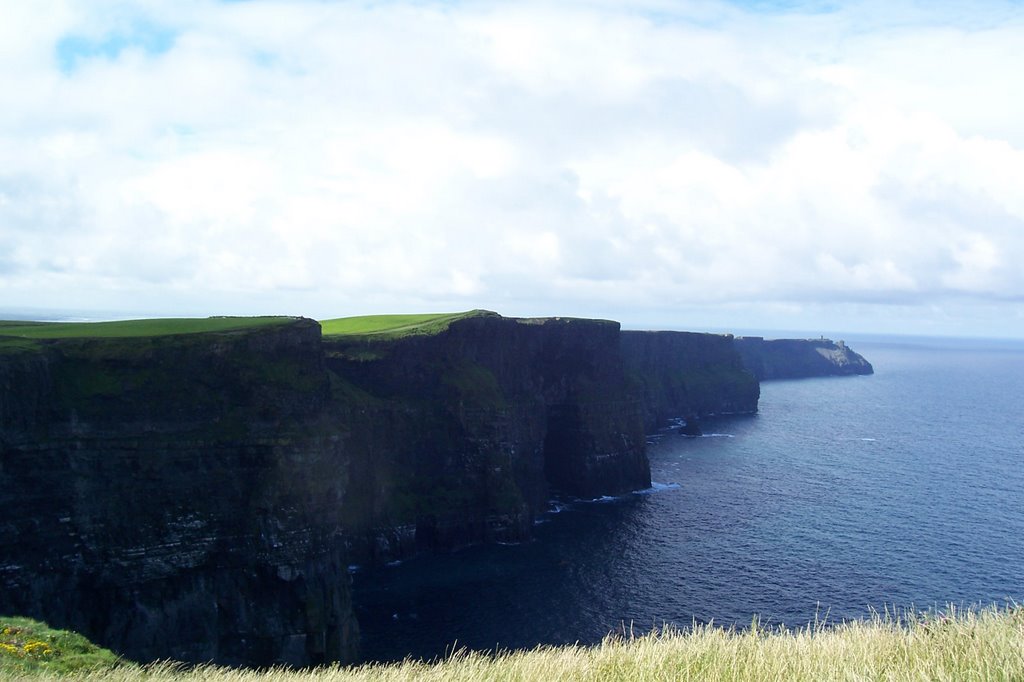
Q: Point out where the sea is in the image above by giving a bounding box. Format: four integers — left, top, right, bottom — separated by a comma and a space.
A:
351, 335, 1024, 662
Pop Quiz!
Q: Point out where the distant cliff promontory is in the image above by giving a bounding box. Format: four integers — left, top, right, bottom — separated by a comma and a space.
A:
734, 336, 874, 381
0, 312, 871, 668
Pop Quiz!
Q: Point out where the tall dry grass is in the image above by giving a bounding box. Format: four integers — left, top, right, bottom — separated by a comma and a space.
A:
7, 605, 1023, 681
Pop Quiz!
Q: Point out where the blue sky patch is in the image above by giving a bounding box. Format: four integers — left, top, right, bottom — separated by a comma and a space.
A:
724, 0, 843, 13
56, 22, 177, 73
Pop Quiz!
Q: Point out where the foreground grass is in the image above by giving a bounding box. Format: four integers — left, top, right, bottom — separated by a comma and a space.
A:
0, 317, 296, 340
0, 617, 120, 675
5, 606, 1023, 681
320, 310, 495, 339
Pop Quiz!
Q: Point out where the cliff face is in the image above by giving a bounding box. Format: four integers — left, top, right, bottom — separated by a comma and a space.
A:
0, 320, 359, 667
620, 331, 760, 431
0, 314, 654, 666
326, 315, 650, 563
0, 314, 871, 668
734, 337, 874, 381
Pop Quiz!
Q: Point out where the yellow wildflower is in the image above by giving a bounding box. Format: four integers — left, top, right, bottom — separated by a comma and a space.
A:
23, 641, 53, 657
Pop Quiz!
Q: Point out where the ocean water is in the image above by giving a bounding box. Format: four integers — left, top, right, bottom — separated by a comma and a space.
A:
352, 336, 1024, 662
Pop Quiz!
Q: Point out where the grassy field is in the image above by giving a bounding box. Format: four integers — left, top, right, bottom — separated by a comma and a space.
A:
3, 606, 1022, 681
0, 317, 297, 340
320, 310, 495, 338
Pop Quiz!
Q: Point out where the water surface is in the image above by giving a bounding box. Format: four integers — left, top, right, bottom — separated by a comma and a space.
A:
354, 336, 1024, 661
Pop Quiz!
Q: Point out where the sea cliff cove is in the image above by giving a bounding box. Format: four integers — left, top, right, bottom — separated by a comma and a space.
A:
0, 311, 878, 667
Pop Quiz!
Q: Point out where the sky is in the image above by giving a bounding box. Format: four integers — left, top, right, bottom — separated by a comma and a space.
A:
1, 0, 1023, 338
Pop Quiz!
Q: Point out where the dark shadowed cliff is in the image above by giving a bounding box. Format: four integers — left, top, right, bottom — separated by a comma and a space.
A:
621, 331, 759, 431
326, 314, 650, 563
0, 319, 358, 667
0, 313, 657, 666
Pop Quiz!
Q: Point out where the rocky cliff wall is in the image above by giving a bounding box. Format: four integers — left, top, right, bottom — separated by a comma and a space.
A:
325, 315, 650, 563
734, 337, 874, 380
0, 320, 359, 667
0, 314, 654, 666
0, 314, 873, 668
620, 331, 760, 432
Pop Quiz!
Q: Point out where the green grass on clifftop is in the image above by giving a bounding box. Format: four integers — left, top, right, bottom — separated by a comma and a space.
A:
0, 317, 297, 340
320, 310, 496, 339
0, 617, 120, 675
3, 606, 1022, 681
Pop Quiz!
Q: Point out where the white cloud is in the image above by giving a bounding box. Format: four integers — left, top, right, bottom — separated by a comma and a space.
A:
1, 0, 1023, 336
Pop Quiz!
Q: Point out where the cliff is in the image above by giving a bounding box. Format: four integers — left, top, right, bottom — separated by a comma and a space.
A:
0, 313, 870, 668
620, 331, 759, 431
325, 314, 650, 562
0, 313, 656, 666
0, 319, 359, 667
734, 336, 874, 380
